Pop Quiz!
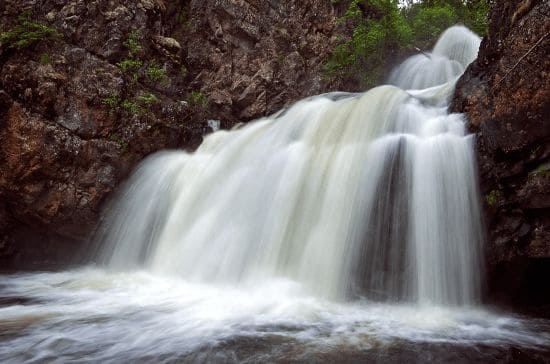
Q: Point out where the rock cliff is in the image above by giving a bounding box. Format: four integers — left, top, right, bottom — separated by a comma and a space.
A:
0, 0, 339, 268
452, 0, 549, 308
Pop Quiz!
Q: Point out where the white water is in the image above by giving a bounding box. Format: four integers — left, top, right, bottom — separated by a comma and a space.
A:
1, 26, 549, 362
96, 25, 482, 305
389, 26, 481, 90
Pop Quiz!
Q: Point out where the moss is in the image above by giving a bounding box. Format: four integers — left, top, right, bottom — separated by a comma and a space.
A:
0, 11, 62, 50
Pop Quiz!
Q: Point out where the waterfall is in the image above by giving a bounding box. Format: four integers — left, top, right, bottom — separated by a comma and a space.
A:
95, 25, 484, 306
388, 26, 481, 90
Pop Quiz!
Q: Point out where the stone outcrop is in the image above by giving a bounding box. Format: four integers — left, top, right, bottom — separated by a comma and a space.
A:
0, 0, 339, 268
452, 0, 549, 307
182, 0, 338, 120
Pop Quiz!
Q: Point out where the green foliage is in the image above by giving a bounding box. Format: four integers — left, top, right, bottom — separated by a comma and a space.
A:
324, 0, 490, 88
117, 32, 173, 86
0, 11, 62, 50
464, 0, 491, 35
145, 62, 169, 84
486, 189, 501, 207
188, 90, 208, 108
136, 93, 157, 107
102, 91, 158, 115
116, 31, 145, 80
324, 0, 413, 88
528, 162, 550, 178
117, 58, 143, 73
405, 4, 459, 49
121, 99, 141, 114
102, 92, 121, 114
403, 0, 489, 45
39, 52, 51, 65
123, 30, 142, 57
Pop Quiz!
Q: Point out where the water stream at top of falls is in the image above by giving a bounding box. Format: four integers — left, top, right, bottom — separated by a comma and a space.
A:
95, 25, 483, 305
2, 26, 549, 363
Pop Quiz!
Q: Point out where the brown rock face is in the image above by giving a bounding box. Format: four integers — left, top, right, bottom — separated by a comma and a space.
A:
182, 0, 338, 121
452, 0, 550, 307
0, 0, 338, 268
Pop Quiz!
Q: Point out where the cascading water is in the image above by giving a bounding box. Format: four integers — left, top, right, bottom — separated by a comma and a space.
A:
1, 26, 549, 363
95, 25, 483, 306
388, 26, 481, 89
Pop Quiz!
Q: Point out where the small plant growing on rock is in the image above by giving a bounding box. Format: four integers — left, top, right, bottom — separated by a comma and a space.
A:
123, 30, 142, 57
136, 93, 157, 107
102, 92, 121, 114
145, 61, 169, 84
102, 91, 158, 116
117, 58, 143, 73
0, 11, 62, 50
188, 90, 208, 109
120, 99, 141, 114
117, 31, 145, 80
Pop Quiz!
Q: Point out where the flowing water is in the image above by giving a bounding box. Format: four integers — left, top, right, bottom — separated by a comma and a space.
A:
1, 26, 549, 363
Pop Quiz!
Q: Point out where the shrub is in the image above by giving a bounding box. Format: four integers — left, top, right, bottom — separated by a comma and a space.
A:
324, 0, 489, 88
145, 62, 169, 84
136, 93, 157, 107
0, 11, 62, 50
102, 93, 121, 114
324, 0, 413, 88
117, 58, 143, 73
123, 30, 142, 57
120, 99, 141, 114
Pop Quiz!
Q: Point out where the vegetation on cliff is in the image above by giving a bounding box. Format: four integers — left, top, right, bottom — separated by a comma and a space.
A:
0, 11, 62, 50
325, 0, 490, 88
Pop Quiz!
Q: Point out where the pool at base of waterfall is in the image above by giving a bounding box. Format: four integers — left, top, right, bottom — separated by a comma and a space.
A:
1, 269, 548, 363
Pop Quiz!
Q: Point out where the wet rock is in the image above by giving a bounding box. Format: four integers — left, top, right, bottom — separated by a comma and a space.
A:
452, 0, 550, 307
